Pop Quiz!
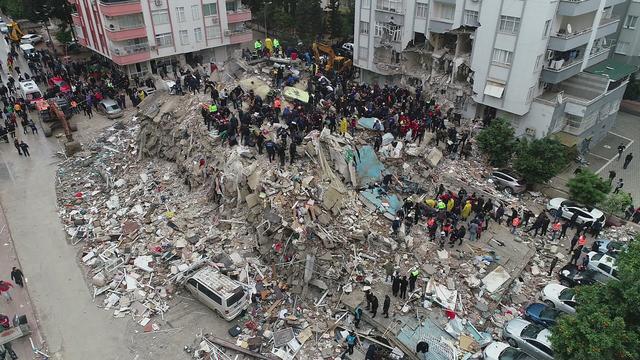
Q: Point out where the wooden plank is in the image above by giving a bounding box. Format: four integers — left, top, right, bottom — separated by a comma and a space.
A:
205, 335, 274, 360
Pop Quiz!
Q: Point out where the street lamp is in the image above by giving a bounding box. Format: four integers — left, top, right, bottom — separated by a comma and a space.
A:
264, 2, 272, 40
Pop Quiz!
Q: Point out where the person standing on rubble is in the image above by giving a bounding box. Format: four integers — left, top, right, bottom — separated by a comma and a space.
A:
468, 220, 479, 242
265, 140, 276, 162
370, 294, 379, 318
289, 141, 297, 165
548, 256, 559, 277
365, 344, 378, 360
364, 287, 373, 310
399, 276, 408, 299
494, 204, 505, 225
461, 200, 472, 220
409, 269, 419, 293
550, 220, 562, 241
382, 295, 391, 318
392, 275, 401, 297
510, 216, 521, 234
540, 215, 551, 237
277, 142, 286, 167
353, 305, 363, 328
342, 331, 357, 358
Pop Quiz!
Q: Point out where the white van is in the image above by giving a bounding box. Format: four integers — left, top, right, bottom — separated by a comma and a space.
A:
19, 43, 35, 57
185, 267, 250, 321
18, 80, 43, 108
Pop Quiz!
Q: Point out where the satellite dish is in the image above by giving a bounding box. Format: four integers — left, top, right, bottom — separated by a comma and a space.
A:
566, 23, 572, 34
557, 93, 563, 104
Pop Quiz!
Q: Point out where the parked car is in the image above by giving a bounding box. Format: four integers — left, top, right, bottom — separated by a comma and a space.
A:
483, 341, 536, 360
184, 266, 249, 321
591, 239, 626, 258
489, 169, 527, 194
524, 303, 564, 328
587, 251, 619, 280
540, 283, 577, 314
558, 264, 613, 287
20, 34, 43, 44
97, 99, 123, 119
48, 77, 73, 93
546, 198, 605, 226
0, 20, 8, 34
502, 319, 554, 360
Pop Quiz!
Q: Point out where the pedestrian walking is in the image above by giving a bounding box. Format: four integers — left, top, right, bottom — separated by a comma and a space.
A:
13, 138, 21, 155
0, 280, 13, 302
10, 267, 23, 288
608, 170, 616, 185
548, 256, 559, 276
623, 153, 633, 170
617, 143, 625, 160
382, 295, 390, 318
19, 141, 29, 157
614, 178, 624, 194
399, 276, 408, 299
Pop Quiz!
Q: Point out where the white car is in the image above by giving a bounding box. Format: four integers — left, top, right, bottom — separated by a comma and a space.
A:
540, 283, 577, 314
587, 251, 619, 280
0, 20, 7, 34
21, 34, 43, 45
502, 319, 554, 360
341, 42, 354, 54
483, 341, 536, 360
546, 197, 605, 226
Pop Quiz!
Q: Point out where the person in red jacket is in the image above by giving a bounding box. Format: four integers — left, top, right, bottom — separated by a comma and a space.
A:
0, 280, 13, 302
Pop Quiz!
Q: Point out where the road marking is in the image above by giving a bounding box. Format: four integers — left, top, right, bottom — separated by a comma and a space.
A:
595, 139, 635, 175
589, 152, 609, 161
609, 131, 634, 142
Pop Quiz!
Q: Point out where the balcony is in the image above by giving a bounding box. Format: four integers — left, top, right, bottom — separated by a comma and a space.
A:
71, 13, 82, 26
557, 0, 626, 17
78, 38, 88, 46
548, 17, 620, 51
541, 47, 610, 84
227, 9, 251, 23
99, 0, 142, 17
375, 0, 405, 13
228, 30, 253, 44
110, 43, 150, 65
105, 25, 146, 41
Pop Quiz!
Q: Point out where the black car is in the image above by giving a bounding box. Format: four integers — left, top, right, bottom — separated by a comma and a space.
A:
558, 264, 612, 287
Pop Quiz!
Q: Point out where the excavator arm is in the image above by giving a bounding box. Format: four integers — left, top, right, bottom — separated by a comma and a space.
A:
312, 42, 337, 72
8, 21, 24, 44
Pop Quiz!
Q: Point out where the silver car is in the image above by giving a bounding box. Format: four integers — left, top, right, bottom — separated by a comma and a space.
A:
502, 319, 554, 360
489, 169, 526, 194
97, 99, 123, 119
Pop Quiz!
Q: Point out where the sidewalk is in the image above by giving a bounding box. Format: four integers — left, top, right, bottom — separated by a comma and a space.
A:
0, 203, 45, 358
553, 111, 640, 205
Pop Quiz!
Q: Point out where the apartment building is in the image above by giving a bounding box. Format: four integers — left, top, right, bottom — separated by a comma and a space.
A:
69, 0, 252, 78
354, 0, 637, 146
612, 1, 640, 65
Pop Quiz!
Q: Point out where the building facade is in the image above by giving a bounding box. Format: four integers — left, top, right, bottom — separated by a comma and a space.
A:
612, 0, 640, 66
69, 0, 252, 78
354, 0, 636, 146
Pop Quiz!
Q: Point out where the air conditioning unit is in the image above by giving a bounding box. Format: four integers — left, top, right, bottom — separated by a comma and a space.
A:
154, 0, 162, 5
224, 30, 231, 36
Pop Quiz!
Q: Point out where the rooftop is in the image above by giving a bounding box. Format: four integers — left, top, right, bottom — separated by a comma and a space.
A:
585, 59, 638, 82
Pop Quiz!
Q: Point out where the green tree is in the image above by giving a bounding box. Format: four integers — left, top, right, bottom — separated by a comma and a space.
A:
0, 0, 26, 18
567, 170, 611, 205
476, 118, 516, 167
295, 0, 322, 44
55, 26, 72, 45
600, 192, 633, 217
513, 138, 568, 185
326, 0, 342, 39
550, 239, 640, 360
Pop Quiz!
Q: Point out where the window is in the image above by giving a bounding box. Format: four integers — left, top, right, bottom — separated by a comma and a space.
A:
374, 22, 384, 37
464, 10, 479, 26
194, 27, 203, 42
203, 3, 218, 17
360, 21, 369, 35
359, 46, 368, 60
362, 0, 371, 8
624, 15, 638, 29
416, 3, 428, 18
179, 30, 189, 45
155, 32, 173, 47
499, 15, 521, 33
527, 85, 535, 102
492, 48, 513, 65
616, 41, 630, 54
376, 0, 402, 12
226, 288, 244, 306
543, 20, 551, 37
176, 7, 185, 22
434, 3, 454, 20
598, 263, 612, 274
205, 25, 221, 39
191, 5, 200, 20
535, 54, 543, 70
152, 10, 169, 25
226, 1, 238, 12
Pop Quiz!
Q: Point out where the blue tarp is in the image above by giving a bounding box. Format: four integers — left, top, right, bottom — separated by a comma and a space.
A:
355, 145, 384, 186
359, 188, 402, 220
357, 117, 379, 130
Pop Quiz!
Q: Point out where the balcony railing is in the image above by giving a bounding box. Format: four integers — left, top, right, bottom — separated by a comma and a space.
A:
105, 26, 147, 41
226, 8, 251, 23
553, 16, 619, 39
110, 43, 150, 65
99, 0, 142, 17
544, 46, 611, 72
228, 30, 252, 44
376, 0, 405, 13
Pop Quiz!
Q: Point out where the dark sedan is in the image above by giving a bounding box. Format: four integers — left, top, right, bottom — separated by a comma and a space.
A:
558, 264, 613, 287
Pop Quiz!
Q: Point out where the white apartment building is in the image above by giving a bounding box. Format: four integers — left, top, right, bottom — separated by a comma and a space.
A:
69, 0, 253, 78
354, 0, 637, 146
612, 0, 640, 66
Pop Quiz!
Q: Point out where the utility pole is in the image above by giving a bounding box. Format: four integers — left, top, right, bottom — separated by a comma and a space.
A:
263, 2, 272, 39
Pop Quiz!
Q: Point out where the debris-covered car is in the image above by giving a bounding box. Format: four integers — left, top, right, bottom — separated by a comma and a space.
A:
502, 319, 554, 360
524, 303, 564, 328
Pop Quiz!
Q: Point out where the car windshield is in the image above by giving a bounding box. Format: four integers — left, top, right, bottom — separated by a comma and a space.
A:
540, 307, 560, 319
609, 242, 623, 251
521, 323, 544, 338
560, 200, 577, 207
107, 104, 119, 111
500, 347, 529, 360
559, 288, 575, 301
26, 92, 41, 100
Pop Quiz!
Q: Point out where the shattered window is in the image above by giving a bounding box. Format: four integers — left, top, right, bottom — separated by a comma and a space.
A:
521, 324, 544, 339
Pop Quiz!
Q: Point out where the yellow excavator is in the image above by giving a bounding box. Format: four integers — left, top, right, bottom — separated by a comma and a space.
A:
7, 21, 24, 44
312, 42, 353, 75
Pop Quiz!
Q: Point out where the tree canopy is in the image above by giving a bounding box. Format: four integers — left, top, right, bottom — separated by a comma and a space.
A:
567, 170, 611, 205
550, 239, 640, 360
513, 138, 568, 185
476, 118, 516, 167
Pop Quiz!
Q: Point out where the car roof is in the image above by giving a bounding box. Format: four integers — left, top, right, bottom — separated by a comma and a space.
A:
526, 303, 546, 315
190, 267, 242, 297
496, 169, 522, 179
100, 99, 118, 106
505, 318, 530, 335
22, 34, 37, 38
